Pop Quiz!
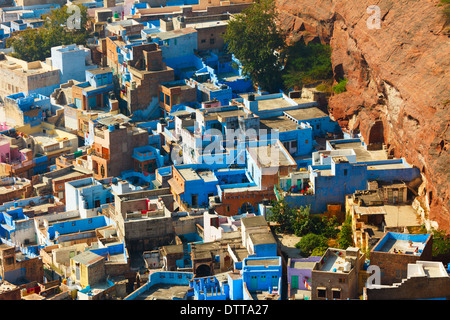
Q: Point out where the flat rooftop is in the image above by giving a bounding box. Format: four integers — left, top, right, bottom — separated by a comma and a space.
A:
86, 67, 112, 75
421, 263, 449, 278
260, 116, 301, 132
248, 144, 295, 167
242, 215, 268, 228
245, 258, 280, 267
154, 27, 196, 40
231, 247, 250, 261
249, 232, 276, 245
318, 250, 348, 273
376, 238, 425, 255
216, 109, 249, 120
219, 71, 243, 82
257, 97, 295, 111
291, 259, 320, 270
196, 169, 217, 183
51, 170, 86, 182
285, 107, 328, 121
186, 20, 228, 29
367, 163, 408, 170
331, 141, 387, 162
383, 204, 421, 228
134, 283, 191, 300
373, 233, 430, 255
178, 168, 216, 182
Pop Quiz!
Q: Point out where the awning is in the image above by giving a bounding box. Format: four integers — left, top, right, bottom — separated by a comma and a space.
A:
355, 206, 387, 215
317, 287, 327, 291
168, 177, 184, 195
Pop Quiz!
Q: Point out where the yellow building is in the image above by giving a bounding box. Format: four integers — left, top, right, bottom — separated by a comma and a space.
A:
70, 251, 105, 288
16, 122, 78, 163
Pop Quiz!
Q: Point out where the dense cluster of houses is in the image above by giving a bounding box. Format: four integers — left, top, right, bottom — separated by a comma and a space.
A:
0, 0, 447, 302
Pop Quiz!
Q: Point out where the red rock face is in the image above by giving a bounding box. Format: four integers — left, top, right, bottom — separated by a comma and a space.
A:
276, 0, 450, 231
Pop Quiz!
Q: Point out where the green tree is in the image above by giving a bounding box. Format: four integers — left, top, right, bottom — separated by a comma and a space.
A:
337, 215, 353, 249
321, 216, 340, 239
6, 5, 89, 61
282, 40, 333, 90
268, 199, 296, 233
223, 0, 286, 92
431, 229, 450, 257
296, 233, 328, 257
311, 246, 328, 257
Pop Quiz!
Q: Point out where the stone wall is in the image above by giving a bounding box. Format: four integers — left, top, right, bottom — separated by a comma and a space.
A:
275, 0, 450, 231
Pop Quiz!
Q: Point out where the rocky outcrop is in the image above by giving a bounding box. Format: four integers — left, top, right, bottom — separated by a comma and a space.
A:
276, 0, 450, 231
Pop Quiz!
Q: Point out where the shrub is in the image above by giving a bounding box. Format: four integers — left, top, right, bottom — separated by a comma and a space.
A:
432, 229, 450, 257
282, 40, 333, 90
296, 233, 329, 257
332, 78, 348, 94
337, 215, 353, 249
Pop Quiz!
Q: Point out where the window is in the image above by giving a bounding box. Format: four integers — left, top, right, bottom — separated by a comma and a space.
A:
332, 289, 341, 299
210, 38, 215, 45
343, 169, 348, 176
317, 288, 326, 298
201, 39, 206, 43
191, 194, 198, 206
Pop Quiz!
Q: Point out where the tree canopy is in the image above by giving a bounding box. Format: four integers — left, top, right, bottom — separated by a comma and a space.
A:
268, 199, 339, 238
295, 233, 329, 257
6, 5, 89, 62
223, 0, 286, 92
336, 215, 354, 249
282, 40, 333, 90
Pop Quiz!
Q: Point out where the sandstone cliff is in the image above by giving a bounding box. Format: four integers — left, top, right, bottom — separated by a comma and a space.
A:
276, 0, 450, 230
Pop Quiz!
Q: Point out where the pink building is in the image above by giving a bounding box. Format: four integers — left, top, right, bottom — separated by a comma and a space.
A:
0, 123, 11, 132
0, 134, 34, 178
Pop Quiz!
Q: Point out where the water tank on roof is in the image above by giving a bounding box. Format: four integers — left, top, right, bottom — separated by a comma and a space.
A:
109, 125, 115, 132
343, 262, 351, 272
248, 94, 255, 101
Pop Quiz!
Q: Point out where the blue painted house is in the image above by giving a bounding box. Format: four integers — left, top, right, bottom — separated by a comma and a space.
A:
281, 155, 421, 214
228, 256, 282, 300
65, 177, 114, 217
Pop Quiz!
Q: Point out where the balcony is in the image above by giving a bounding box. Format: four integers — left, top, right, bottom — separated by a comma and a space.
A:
90, 149, 110, 160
